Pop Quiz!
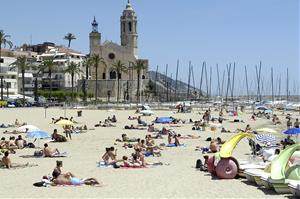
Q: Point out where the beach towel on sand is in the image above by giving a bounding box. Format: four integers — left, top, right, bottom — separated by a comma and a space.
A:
96, 162, 114, 168
166, 143, 186, 147
155, 117, 173, 124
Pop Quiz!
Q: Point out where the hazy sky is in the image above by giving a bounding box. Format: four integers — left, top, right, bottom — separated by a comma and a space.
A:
1, 0, 299, 96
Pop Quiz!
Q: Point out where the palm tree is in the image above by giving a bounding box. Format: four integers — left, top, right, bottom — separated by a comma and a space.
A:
64, 33, 76, 48
31, 64, 45, 104
91, 54, 105, 102
0, 30, 13, 73
133, 60, 147, 103
82, 57, 93, 103
112, 60, 127, 103
42, 57, 56, 100
64, 61, 81, 102
10, 56, 31, 106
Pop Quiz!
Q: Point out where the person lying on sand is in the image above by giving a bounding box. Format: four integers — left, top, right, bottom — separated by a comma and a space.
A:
96, 120, 116, 127
117, 134, 137, 142
147, 123, 159, 132
128, 116, 138, 120
51, 161, 100, 186
124, 124, 146, 130
43, 143, 64, 157
221, 127, 231, 133
176, 134, 200, 139
3, 130, 18, 134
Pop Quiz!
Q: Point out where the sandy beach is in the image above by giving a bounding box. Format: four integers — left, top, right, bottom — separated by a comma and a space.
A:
0, 107, 294, 198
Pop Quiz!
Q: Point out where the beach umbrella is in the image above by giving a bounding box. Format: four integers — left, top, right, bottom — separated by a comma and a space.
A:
256, 128, 277, 134
256, 106, 268, 110
55, 119, 74, 126
264, 109, 273, 114
255, 134, 276, 143
26, 130, 50, 139
140, 109, 154, 116
26, 130, 50, 148
283, 128, 300, 135
17, 125, 40, 133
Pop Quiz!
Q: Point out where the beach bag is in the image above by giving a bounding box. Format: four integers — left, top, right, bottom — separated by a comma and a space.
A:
33, 182, 45, 187
196, 159, 203, 169
34, 150, 43, 157
27, 143, 35, 148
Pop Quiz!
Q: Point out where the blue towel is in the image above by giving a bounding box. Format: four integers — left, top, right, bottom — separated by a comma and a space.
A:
166, 143, 186, 147
96, 162, 113, 168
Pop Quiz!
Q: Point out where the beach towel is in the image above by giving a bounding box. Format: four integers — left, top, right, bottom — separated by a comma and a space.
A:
96, 162, 114, 168
144, 151, 154, 157
155, 117, 173, 124
121, 165, 146, 169
166, 143, 186, 147
0, 163, 38, 169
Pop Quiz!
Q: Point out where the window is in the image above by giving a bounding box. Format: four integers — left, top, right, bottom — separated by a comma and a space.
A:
128, 22, 132, 32
109, 71, 116, 79
102, 73, 106, 79
122, 22, 125, 32
142, 75, 145, 79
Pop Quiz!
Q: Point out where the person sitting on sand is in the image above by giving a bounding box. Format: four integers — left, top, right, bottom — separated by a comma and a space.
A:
174, 134, 181, 146
209, 140, 219, 153
43, 143, 62, 157
8, 137, 18, 150
0, 137, 6, 149
251, 114, 256, 121
1, 151, 12, 168
101, 147, 120, 168
110, 115, 117, 123
137, 116, 147, 126
245, 124, 252, 132
52, 160, 74, 180
287, 118, 293, 129
14, 119, 20, 127
15, 135, 27, 149
51, 129, 67, 142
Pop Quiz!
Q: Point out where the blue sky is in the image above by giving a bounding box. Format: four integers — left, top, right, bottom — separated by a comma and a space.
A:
1, 0, 299, 96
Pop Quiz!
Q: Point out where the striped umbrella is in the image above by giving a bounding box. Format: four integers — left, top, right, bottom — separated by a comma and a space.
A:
256, 134, 276, 143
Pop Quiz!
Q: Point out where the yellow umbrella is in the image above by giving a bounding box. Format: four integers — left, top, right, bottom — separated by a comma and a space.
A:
55, 119, 74, 126
256, 128, 277, 134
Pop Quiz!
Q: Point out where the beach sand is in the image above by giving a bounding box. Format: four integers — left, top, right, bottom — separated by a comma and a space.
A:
0, 107, 292, 198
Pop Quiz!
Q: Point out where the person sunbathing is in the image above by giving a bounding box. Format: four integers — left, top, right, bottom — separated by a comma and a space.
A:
221, 127, 231, 133
1, 151, 11, 168
3, 130, 18, 134
109, 115, 117, 123
128, 116, 138, 120
43, 143, 62, 157
124, 124, 145, 130
177, 134, 200, 139
7, 137, 18, 150
245, 124, 252, 132
116, 134, 137, 142
101, 147, 120, 168
51, 129, 67, 142
1, 151, 33, 169
15, 135, 27, 149
137, 116, 147, 126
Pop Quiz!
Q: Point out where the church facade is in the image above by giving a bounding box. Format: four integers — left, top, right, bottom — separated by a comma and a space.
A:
88, 1, 149, 102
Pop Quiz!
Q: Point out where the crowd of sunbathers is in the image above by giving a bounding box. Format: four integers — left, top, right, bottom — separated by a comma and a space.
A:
94, 115, 117, 127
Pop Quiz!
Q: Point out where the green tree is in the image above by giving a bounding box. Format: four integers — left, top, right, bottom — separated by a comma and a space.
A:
42, 56, 56, 100
82, 57, 93, 103
10, 56, 31, 107
112, 60, 127, 103
133, 60, 147, 103
32, 64, 45, 103
0, 30, 13, 73
64, 33, 76, 48
91, 54, 105, 102
64, 61, 81, 102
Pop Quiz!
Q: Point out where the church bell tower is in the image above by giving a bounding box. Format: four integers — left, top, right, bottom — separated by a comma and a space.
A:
89, 16, 101, 54
120, 0, 138, 57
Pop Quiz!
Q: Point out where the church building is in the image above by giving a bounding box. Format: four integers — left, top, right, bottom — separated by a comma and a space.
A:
88, 0, 149, 101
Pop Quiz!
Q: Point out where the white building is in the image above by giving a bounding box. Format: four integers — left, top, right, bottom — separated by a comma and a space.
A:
37, 46, 86, 90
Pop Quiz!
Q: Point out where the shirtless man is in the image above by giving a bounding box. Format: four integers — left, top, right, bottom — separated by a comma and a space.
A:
43, 143, 61, 157
1, 151, 12, 169
15, 135, 27, 149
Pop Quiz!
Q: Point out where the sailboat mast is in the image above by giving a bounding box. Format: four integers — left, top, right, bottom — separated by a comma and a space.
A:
175, 60, 179, 101
244, 65, 250, 102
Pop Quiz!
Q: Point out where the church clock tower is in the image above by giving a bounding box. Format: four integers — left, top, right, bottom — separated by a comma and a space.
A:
89, 16, 101, 54
120, 0, 138, 57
